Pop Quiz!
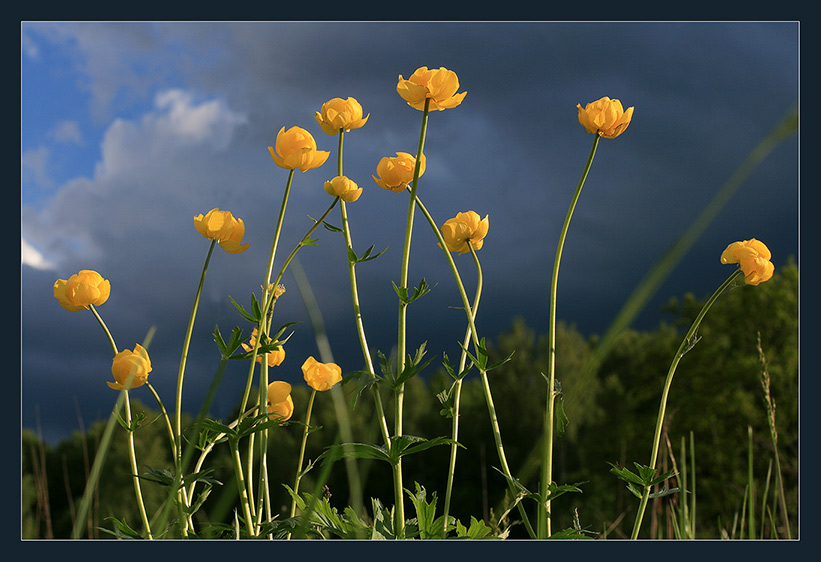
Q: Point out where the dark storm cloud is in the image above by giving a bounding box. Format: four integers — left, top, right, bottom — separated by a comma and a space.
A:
21, 22, 798, 444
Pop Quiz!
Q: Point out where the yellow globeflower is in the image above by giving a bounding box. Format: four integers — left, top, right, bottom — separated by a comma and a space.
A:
301, 356, 343, 392
268, 126, 330, 172
372, 152, 426, 193
241, 328, 286, 367
440, 211, 489, 255
108, 344, 152, 390
397, 66, 467, 111
267, 381, 294, 421
720, 238, 775, 286
577, 96, 634, 139
315, 97, 369, 135
54, 270, 111, 311
324, 175, 363, 202
194, 208, 250, 254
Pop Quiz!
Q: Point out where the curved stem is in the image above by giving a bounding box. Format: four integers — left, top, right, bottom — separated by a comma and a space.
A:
630, 268, 743, 538
172, 238, 216, 536
88, 305, 153, 538
340, 200, 391, 447
442, 245, 482, 535
88, 304, 118, 355
413, 193, 535, 538
539, 134, 599, 538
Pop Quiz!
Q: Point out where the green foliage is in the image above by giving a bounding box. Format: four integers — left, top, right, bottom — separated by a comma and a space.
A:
22, 263, 797, 539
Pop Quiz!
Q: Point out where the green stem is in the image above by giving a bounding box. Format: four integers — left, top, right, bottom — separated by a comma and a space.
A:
335, 129, 391, 448
442, 246, 482, 536
88, 304, 117, 355
123, 391, 153, 539
539, 134, 600, 538
172, 238, 216, 536
88, 305, 154, 538
289, 389, 317, 521
393, 98, 430, 537
413, 193, 535, 538
630, 268, 743, 539
229, 438, 256, 537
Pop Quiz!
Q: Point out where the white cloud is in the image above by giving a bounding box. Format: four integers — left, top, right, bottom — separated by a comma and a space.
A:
22, 88, 251, 273
151, 89, 248, 151
21, 237, 55, 270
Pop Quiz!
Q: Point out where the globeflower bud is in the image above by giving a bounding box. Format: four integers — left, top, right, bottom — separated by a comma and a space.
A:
54, 269, 111, 311
720, 238, 774, 286
315, 97, 369, 135
267, 381, 294, 421
577, 96, 634, 139
372, 152, 426, 193
397, 66, 467, 111
194, 208, 250, 254
108, 344, 152, 390
324, 176, 363, 202
440, 211, 489, 255
241, 328, 286, 367
301, 356, 342, 391
268, 126, 329, 172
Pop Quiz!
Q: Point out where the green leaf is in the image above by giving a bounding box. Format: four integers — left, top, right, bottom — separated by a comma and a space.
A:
229, 295, 260, 324
100, 517, 143, 539
349, 244, 388, 264
393, 343, 436, 388
213, 325, 244, 359
370, 497, 395, 539
406, 483, 443, 539
455, 516, 494, 539
317, 442, 392, 466
390, 435, 460, 464
554, 394, 570, 437
548, 527, 595, 539
393, 278, 433, 305
321, 220, 343, 233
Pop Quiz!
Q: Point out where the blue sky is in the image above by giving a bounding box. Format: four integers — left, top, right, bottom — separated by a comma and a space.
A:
21, 22, 799, 444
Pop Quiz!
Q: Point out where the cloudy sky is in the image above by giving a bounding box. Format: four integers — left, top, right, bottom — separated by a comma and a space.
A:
21, 22, 799, 444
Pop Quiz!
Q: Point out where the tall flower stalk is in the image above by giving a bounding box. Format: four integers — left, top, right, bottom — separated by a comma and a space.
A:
539, 134, 599, 537
55, 271, 154, 538
539, 96, 633, 537
441, 244, 482, 535
391, 96, 430, 536
630, 268, 742, 537
631, 239, 774, 538
332, 128, 391, 446
173, 238, 216, 536
414, 196, 535, 538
